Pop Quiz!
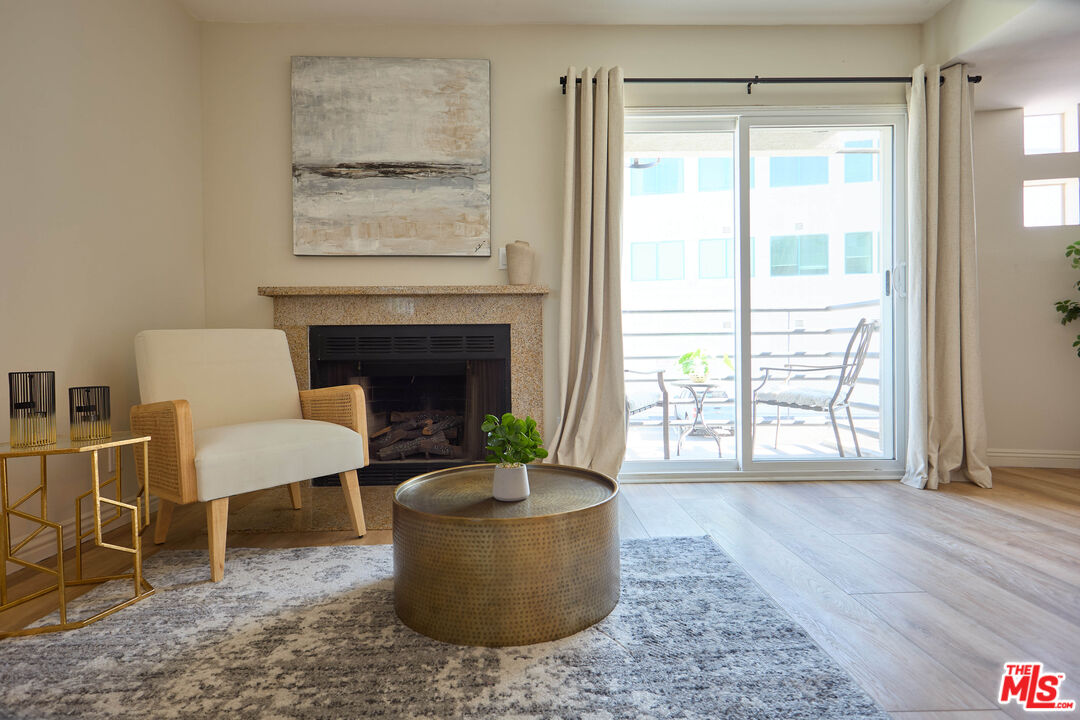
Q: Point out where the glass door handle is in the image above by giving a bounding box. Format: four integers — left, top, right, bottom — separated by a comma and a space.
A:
892, 262, 907, 298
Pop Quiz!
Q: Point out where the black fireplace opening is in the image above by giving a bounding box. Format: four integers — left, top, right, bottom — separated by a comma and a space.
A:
309, 324, 511, 486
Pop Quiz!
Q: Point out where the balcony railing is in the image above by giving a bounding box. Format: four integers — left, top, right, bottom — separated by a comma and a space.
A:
623, 299, 882, 422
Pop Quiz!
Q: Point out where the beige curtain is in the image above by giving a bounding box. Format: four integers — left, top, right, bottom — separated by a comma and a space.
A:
546, 67, 627, 479
902, 63, 992, 490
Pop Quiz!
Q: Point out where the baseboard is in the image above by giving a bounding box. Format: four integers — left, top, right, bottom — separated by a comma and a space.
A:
6, 491, 156, 568
987, 448, 1080, 469
618, 469, 903, 483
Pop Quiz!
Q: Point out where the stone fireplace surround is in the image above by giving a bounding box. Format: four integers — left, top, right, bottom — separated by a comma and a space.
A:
257, 285, 549, 433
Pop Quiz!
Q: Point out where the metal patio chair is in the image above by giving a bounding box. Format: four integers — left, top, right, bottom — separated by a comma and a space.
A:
625, 368, 672, 459
751, 319, 876, 457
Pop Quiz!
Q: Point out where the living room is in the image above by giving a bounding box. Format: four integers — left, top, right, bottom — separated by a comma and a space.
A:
1, 0, 1078, 717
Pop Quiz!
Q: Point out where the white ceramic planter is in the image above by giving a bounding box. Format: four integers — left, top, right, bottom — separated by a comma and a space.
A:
493, 463, 530, 501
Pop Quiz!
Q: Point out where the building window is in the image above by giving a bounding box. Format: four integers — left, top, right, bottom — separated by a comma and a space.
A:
698, 158, 733, 192
631, 240, 685, 280
699, 238, 733, 278
1025, 113, 1066, 154
1023, 178, 1080, 227
769, 234, 829, 276
843, 140, 876, 183
769, 156, 828, 187
844, 232, 874, 274
630, 158, 684, 195
1024, 107, 1079, 155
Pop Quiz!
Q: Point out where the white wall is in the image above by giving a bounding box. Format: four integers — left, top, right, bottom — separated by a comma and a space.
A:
921, 0, 1035, 66
0, 0, 205, 558
199, 22, 922, 431
975, 109, 1080, 466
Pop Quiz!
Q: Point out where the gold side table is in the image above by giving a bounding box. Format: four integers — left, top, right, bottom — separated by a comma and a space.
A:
0, 431, 154, 638
393, 463, 620, 647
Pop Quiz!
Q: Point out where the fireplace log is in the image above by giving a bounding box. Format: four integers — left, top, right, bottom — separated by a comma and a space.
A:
371, 421, 461, 452
389, 410, 455, 423
421, 416, 464, 436
378, 431, 450, 461
372, 427, 409, 450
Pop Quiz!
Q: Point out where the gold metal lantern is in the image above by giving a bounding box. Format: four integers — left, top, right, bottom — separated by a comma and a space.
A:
68, 386, 111, 441
8, 371, 57, 447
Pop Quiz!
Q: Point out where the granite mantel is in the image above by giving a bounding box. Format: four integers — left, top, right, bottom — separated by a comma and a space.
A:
259, 285, 550, 432
258, 285, 549, 297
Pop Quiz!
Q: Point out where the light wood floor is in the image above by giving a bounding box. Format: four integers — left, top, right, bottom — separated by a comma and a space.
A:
4, 468, 1079, 720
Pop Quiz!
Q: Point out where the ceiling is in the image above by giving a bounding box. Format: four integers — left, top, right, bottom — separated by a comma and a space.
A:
176, 0, 1080, 112
962, 0, 1080, 111
177, 0, 952, 26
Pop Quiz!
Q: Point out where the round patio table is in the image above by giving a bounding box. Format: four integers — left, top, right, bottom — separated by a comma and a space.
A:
675, 381, 734, 457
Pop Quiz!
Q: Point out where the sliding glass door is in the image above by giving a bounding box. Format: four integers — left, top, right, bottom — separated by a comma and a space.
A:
621, 109, 905, 477
623, 119, 739, 469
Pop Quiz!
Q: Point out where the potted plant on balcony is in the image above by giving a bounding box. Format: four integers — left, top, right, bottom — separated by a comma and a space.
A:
678, 349, 712, 382
482, 412, 548, 501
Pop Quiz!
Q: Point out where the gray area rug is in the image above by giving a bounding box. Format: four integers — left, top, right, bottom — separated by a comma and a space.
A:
0, 538, 889, 719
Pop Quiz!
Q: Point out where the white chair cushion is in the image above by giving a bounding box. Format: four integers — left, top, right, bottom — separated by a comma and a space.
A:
755, 387, 836, 410
135, 329, 302, 431
193, 419, 366, 502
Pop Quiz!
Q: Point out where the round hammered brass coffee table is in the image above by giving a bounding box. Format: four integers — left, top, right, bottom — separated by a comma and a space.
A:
393, 463, 620, 647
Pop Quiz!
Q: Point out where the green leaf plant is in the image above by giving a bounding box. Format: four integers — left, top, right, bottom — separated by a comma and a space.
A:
1056, 240, 1080, 357
482, 412, 549, 466
677, 349, 734, 379
677, 349, 711, 379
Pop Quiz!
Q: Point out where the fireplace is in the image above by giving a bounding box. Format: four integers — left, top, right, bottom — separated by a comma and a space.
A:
310, 324, 511, 486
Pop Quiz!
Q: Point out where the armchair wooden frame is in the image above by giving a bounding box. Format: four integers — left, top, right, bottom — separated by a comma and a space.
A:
130, 384, 369, 581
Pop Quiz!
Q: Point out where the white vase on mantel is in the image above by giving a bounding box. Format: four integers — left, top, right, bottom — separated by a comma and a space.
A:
505, 241, 535, 285
493, 463, 530, 501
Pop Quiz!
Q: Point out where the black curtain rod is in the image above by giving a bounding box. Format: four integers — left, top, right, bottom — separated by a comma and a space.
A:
559, 74, 982, 94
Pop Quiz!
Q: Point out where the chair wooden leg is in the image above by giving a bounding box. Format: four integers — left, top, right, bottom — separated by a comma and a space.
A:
206, 497, 229, 582
287, 482, 303, 510
846, 406, 862, 457
339, 470, 366, 538
154, 499, 174, 545
829, 408, 845, 458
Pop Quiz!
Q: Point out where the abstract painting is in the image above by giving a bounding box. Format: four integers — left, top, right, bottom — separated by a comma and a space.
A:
291, 56, 490, 256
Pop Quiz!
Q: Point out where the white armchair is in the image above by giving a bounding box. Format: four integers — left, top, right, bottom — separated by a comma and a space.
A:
130, 329, 369, 581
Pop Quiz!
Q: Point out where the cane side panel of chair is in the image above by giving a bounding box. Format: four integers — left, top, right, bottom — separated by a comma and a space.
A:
299, 385, 369, 462
129, 399, 197, 505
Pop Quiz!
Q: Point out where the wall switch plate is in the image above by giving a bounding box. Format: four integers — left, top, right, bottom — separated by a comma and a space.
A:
498, 247, 507, 269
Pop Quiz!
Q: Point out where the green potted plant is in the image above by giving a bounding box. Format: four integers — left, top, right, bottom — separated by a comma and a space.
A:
482, 412, 548, 501
1054, 240, 1080, 357
678, 349, 712, 382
